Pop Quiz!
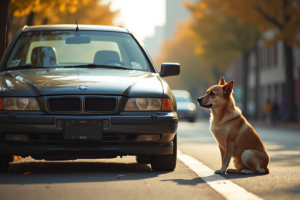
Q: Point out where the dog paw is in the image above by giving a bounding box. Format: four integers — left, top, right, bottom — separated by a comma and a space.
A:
215, 169, 225, 174
240, 169, 254, 175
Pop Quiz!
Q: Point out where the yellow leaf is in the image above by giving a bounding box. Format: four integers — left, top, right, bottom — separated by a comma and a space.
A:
199, 2, 208, 10
195, 11, 204, 19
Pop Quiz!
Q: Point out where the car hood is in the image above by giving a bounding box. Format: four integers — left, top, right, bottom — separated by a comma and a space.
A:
0, 68, 163, 97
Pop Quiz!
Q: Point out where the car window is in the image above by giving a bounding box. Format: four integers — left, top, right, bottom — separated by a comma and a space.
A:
5, 31, 151, 71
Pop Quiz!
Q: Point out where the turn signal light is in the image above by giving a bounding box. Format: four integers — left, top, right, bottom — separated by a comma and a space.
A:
0, 98, 3, 110
162, 98, 173, 111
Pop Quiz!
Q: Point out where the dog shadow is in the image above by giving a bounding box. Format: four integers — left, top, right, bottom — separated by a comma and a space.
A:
162, 173, 268, 186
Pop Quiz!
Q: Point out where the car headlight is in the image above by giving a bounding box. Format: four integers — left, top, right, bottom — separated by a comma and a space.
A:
3, 98, 40, 110
125, 98, 162, 111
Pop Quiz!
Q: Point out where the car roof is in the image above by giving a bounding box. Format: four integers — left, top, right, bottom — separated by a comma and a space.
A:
22, 24, 130, 33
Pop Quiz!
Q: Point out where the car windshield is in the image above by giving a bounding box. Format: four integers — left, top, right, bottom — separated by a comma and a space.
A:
5, 30, 151, 71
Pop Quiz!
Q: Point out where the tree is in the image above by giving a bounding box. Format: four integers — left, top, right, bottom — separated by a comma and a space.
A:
208, 0, 300, 121
10, 0, 91, 23
154, 21, 214, 91
47, 0, 117, 26
0, 0, 10, 60
7, 0, 117, 44
185, 1, 261, 117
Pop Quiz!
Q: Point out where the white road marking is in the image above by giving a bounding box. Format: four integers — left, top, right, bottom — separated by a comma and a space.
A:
177, 150, 264, 200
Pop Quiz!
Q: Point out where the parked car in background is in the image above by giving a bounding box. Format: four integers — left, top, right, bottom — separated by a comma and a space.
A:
0, 25, 180, 172
173, 90, 196, 122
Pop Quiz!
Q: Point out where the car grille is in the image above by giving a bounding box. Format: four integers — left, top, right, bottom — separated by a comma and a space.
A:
85, 98, 117, 112
48, 98, 81, 112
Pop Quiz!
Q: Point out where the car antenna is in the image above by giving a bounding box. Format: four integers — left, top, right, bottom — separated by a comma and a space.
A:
75, 11, 79, 31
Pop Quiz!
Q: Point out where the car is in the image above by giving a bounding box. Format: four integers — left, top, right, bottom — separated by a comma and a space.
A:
173, 90, 197, 122
0, 25, 180, 171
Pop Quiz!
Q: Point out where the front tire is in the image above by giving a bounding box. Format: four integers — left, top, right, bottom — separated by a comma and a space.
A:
0, 155, 10, 172
150, 134, 177, 171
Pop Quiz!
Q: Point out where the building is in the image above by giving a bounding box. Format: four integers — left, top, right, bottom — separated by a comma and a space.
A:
143, 0, 197, 58
232, 40, 300, 121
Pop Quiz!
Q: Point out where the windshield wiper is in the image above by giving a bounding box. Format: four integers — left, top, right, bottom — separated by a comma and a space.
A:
8, 65, 52, 70
64, 64, 131, 70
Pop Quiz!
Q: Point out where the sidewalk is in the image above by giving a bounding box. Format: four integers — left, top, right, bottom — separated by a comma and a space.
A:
248, 119, 300, 132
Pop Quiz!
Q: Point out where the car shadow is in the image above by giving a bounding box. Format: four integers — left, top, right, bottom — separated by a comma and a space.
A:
0, 161, 172, 185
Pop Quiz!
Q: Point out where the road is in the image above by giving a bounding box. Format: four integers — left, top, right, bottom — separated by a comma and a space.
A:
0, 119, 299, 200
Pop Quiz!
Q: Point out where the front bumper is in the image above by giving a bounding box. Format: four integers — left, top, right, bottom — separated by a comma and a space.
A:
0, 111, 178, 158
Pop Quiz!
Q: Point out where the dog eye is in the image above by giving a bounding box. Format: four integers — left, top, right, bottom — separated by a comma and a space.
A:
210, 91, 215, 96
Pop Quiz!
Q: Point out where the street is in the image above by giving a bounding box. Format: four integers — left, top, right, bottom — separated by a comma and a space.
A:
0, 119, 299, 200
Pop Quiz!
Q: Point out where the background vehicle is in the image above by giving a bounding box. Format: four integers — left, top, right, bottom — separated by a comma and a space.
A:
173, 90, 197, 122
0, 25, 180, 172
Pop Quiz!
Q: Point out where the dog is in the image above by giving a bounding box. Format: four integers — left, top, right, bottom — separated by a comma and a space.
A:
197, 77, 269, 174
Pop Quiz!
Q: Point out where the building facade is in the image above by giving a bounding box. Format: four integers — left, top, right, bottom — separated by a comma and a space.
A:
143, 0, 197, 58
232, 41, 300, 121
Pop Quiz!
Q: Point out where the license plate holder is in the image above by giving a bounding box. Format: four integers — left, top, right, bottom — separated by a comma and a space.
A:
64, 119, 103, 140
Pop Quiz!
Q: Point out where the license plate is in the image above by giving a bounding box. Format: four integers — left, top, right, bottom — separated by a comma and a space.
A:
64, 119, 103, 140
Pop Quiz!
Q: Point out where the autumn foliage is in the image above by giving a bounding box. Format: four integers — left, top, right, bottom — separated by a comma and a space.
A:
10, 0, 91, 21
154, 21, 214, 91
205, 0, 300, 46
7, 0, 118, 45
204, 0, 300, 121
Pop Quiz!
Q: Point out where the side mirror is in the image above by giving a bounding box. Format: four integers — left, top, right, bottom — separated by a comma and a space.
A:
159, 63, 180, 77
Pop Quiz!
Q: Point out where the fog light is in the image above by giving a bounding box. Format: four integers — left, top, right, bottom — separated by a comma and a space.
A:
6, 134, 29, 141
137, 135, 160, 141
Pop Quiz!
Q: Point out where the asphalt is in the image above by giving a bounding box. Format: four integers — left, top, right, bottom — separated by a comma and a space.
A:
0, 155, 222, 200
177, 119, 300, 200
0, 119, 299, 200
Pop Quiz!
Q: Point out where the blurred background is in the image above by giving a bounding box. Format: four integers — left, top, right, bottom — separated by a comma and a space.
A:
1, 0, 300, 124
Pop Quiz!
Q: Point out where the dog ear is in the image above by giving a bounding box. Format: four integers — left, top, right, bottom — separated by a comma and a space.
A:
223, 80, 234, 94
218, 77, 226, 85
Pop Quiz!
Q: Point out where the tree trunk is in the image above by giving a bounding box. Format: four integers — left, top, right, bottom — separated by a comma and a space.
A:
26, 11, 36, 26
242, 51, 250, 118
6, 10, 11, 49
42, 18, 49, 25
212, 65, 222, 83
0, 0, 10, 61
283, 42, 297, 122
254, 46, 260, 119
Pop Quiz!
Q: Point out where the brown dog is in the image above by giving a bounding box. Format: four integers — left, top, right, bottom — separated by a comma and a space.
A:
197, 77, 269, 174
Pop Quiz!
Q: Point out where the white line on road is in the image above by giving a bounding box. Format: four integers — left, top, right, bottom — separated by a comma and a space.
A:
177, 150, 264, 200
